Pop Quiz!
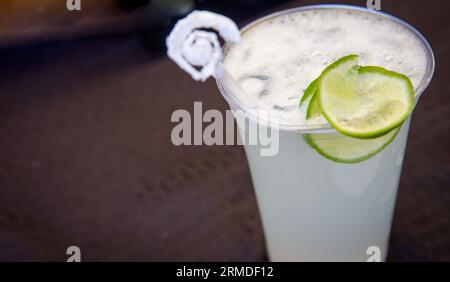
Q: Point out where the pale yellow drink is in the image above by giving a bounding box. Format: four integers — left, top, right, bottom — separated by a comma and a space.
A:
218, 5, 434, 261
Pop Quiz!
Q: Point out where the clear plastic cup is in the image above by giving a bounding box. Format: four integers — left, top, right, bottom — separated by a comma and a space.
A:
216, 5, 434, 261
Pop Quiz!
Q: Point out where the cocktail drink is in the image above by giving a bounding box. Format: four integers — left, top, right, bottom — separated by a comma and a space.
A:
217, 5, 434, 261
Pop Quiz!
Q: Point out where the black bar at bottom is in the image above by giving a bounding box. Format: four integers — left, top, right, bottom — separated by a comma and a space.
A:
0, 262, 445, 281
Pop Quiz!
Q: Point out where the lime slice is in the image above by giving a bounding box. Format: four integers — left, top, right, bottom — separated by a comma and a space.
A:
303, 71, 402, 163
306, 92, 321, 120
304, 94, 401, 163
299, 78, 318, 107
318, 55, 414, 138
303, 128, 401, 164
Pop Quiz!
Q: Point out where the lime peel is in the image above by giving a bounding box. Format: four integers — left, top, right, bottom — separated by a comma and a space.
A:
300, 78, 318, 107
317, 56, 415, 139
300, 54, 413, 163
303, 127, 401, 164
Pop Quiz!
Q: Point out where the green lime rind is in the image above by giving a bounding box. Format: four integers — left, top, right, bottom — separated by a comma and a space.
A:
319, 54, 359, 74
303, 126, 401, 164
302, 55, 358, 124
304, 94, 403, 164
299, 78, 318, 107
317, 58, 415, 139
301, 54, 358, 109
303, 55, 404, 163
306, 92, 321, 120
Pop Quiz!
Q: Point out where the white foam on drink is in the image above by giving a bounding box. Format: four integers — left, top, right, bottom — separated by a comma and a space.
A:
223, 8, 428, 127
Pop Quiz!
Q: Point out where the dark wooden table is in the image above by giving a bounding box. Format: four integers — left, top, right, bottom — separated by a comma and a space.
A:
0, 0, 449, 261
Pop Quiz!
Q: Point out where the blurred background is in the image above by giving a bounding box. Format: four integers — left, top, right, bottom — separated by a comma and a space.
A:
0, 0, 448, 261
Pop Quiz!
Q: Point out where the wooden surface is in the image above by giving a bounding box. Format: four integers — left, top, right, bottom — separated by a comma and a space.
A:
0, 0, 449, 261
0, 0, 146, 49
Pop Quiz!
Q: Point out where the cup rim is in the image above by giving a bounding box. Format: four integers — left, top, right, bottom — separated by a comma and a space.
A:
216, 4, 435, 134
